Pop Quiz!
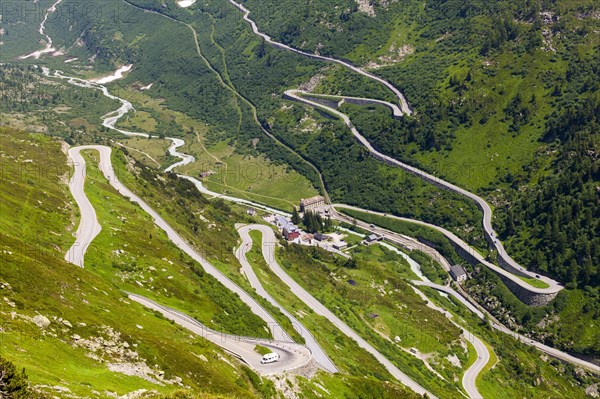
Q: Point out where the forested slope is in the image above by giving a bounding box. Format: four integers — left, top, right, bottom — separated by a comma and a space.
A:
232, 0, 600, 355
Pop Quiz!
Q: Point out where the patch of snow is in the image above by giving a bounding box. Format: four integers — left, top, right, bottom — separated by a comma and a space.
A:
177, 0, 196, 7
91, 65, 133, 84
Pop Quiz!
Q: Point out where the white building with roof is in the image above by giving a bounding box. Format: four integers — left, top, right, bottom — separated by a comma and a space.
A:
300, 196, 325, 212
450, 265, 468, 282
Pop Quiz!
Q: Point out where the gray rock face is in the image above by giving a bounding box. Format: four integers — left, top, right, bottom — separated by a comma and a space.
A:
33, 315, 51, 329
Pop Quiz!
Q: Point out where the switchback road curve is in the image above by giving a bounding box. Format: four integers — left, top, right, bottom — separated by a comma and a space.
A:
236, 224, 436, 398
128, 293, 312, 375
223, 1, 562, 296
66, 145, 299, 344
235, 224, 338, 373
283, 90, 562, 298
227, 0, 412, 116
331, 204, 562, 297
190, 181, 600, 375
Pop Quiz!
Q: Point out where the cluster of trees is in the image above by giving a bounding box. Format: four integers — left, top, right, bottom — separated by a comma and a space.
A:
503, 92, 534, 133
0, 356, 49, 398
82, 25, 141, 65
480, 16, 521, 55
497, 99, 599, 290
0, 65, 99, 114
0, 65, 44, 109
291, 207, 333, 233
301, 210, 333, 233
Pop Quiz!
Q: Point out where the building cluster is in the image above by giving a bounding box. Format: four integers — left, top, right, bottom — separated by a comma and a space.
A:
275, 215, 301, 241
260, 197, 470, 284
268, 214, 348, 253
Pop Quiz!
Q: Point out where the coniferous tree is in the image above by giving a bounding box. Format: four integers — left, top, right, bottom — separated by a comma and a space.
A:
291, 207, 301, 224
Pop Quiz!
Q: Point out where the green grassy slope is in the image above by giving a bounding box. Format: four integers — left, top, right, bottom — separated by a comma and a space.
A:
266, 238, 596, 398
3, 0, 598, 361
241, 230, 423, 398
79, 149, 271, 338
0, 127, 279, 398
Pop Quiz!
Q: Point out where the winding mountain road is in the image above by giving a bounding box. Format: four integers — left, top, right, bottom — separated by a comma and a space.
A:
66, 145, 294, 343
218, 1, 562, 295
64, 148, 102, 267
227, 0, 412, 116
64, 142, 442, 393
32, 0, 561, 301
235, 224, 338, 373
226, 2, 559, 297
414, 280, 599, 375
26, 1, 596, 394
188, 181, 600, 375
284, 90, 562, 296
129, 293, 312, 375
39, 0, 560, 298
236, 224, 437, 398
330, 204, 562, 296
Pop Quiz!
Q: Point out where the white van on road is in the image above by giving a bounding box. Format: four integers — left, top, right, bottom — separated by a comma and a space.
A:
260, 352, 280, 364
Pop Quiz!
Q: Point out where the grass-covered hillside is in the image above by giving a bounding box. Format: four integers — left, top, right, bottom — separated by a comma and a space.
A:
244, 229, 597, 398
223, 0, 600, 356
0, 127, 282, 398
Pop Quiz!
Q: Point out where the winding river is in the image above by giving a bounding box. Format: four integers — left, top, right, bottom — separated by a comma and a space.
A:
40, 67, 195, 173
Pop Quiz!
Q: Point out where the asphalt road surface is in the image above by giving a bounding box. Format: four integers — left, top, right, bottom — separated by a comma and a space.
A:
66, 145, 295, 343
236, 224, 436, 398
414, 281, 599, 375
330, 204, 562, 295
64, 147, 102, 267
128, 293, 311, 375
236, 224, 338, 373
283, 89, 562, 295
228, 0, 412, 115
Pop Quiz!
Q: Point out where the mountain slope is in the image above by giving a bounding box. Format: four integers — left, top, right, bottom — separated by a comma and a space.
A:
0, 127, 277, 398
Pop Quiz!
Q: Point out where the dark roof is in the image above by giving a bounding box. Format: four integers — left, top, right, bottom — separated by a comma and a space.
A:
450, 265, 467, 277
282, 223, 298, 232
